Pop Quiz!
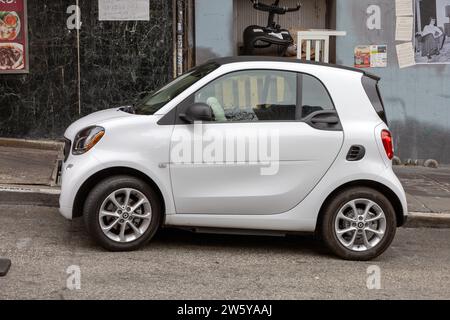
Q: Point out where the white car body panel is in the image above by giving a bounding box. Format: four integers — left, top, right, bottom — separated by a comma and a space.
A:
59, 59, 408, 235
64, 108, 133, 139
60, 115, 177, 219
170, 122, 343, 215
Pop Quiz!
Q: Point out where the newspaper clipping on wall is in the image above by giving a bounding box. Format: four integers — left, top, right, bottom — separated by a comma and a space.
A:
414, 0, 450, 64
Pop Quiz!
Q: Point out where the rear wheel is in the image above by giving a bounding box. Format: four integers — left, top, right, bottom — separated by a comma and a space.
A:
321, 187, 397, 261
84, 175, 162, 251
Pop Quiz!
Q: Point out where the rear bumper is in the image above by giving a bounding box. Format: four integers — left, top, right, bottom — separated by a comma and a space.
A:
378, 166, 409, 226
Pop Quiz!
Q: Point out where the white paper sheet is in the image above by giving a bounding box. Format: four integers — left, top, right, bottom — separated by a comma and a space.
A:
395, 0, 413, 16
99, 0, 150, 21
396, 42, 415, 68
396, 16, 414, 41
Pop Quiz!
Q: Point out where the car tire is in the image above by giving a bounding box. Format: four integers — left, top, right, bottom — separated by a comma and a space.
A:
83, 175, 162, 252
320, 187, 397, 261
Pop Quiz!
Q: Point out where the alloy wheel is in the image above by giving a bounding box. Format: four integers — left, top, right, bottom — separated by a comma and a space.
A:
98, 188, 152, 243
334, 198, 387, 252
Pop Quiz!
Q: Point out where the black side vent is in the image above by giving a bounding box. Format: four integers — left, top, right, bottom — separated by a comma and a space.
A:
347, 145, 366, 161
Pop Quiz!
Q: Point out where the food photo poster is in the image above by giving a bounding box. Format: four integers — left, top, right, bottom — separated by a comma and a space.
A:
0, 0, 28, 73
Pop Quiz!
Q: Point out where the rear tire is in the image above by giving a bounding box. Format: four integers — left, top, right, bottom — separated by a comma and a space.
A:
83, 175, 162, 252
320, 187, 397, 261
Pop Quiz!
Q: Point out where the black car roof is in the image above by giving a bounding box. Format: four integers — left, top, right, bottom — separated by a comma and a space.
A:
208, 56, 380, 81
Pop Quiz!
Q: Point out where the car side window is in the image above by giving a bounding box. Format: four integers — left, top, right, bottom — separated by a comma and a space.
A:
299, 74, 335, 119
194, 70, 298, 122
185, 69, 334, 123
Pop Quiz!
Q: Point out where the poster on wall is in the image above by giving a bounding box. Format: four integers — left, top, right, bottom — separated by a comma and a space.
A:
370, 45, 388, 67
354, 45, 371, 68
0, 0, 28, 73
414, 0, 450, 64
354, 45, 387, 68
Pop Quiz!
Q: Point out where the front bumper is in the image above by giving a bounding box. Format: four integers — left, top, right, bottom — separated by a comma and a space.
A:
58, 150, 105, 220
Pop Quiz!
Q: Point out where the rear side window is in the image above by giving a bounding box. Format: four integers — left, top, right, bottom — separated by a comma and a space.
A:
299, 73, 335, 119
362, 76, 387, 124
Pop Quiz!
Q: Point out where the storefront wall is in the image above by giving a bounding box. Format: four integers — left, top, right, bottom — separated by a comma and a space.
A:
195, 0, 328, 64
336, 0, 450, 163
0, 0, 173, 139
2, 0, 448, 164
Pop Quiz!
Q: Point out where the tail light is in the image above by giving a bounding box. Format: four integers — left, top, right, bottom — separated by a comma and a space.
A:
381, 130, 394, 160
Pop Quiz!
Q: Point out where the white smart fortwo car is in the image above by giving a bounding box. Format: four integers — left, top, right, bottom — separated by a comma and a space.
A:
59, 57, 408, 260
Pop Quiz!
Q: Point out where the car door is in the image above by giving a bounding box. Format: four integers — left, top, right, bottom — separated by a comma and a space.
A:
169, 69, 344, 215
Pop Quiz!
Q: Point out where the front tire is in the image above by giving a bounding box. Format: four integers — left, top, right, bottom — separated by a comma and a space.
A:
84, 175, 162, 251
320, 187, 397, 261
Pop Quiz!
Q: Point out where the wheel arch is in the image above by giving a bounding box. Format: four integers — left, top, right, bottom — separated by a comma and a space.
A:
72, 167, 166, 220
315, 180, 406, 232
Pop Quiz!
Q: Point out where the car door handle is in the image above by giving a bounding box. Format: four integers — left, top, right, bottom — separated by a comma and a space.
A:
310, 116, 340, 125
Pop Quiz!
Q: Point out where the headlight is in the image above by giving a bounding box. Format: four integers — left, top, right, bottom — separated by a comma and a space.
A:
72, 126, 105, 155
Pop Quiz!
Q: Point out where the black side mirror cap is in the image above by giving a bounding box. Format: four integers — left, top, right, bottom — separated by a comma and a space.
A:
180, 103, 213, 123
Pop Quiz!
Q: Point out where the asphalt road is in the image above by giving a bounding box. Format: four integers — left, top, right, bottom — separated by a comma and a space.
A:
0, 205, 449, 300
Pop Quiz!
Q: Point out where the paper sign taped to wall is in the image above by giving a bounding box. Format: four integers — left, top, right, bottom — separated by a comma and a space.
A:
354, 45, 387, 68
395, 0, 413, 16
396, 42, 415, 68
370, 45, 388, 68
395, 16, 414, 41
98, 0, 150, 21
354, 45, 371, 68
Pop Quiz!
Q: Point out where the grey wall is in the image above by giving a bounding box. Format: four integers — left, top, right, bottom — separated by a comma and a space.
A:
195, 0, 234, 64
335, 0, 450, 164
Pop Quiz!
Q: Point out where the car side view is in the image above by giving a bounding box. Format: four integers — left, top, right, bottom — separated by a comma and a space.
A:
59, 57, 408, 261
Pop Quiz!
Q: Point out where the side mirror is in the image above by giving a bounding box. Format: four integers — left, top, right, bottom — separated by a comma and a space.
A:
179, 103, 213, 123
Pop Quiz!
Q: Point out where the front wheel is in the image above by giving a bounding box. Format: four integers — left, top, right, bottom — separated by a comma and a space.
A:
320, 187, 397, 261
84, 175, 162, 251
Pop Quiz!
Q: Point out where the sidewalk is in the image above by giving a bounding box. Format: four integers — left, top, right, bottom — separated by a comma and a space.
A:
0, 145, 60, 186
394, 166, 450, 214
0, 140, 62, 207
0, 140, 449, 227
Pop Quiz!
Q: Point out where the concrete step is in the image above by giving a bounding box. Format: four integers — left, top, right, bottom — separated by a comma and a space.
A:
0, 185, 60, 208
404, 212, 450, 229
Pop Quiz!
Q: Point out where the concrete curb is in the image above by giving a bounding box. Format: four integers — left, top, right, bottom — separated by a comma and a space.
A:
1, 184, 450, 229
0, 185, 60, 208
0, 138, 63, 151
404, 212, 450, 229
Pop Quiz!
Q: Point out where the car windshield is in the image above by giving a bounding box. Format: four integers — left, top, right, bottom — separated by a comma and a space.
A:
134, 62, 220, 115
